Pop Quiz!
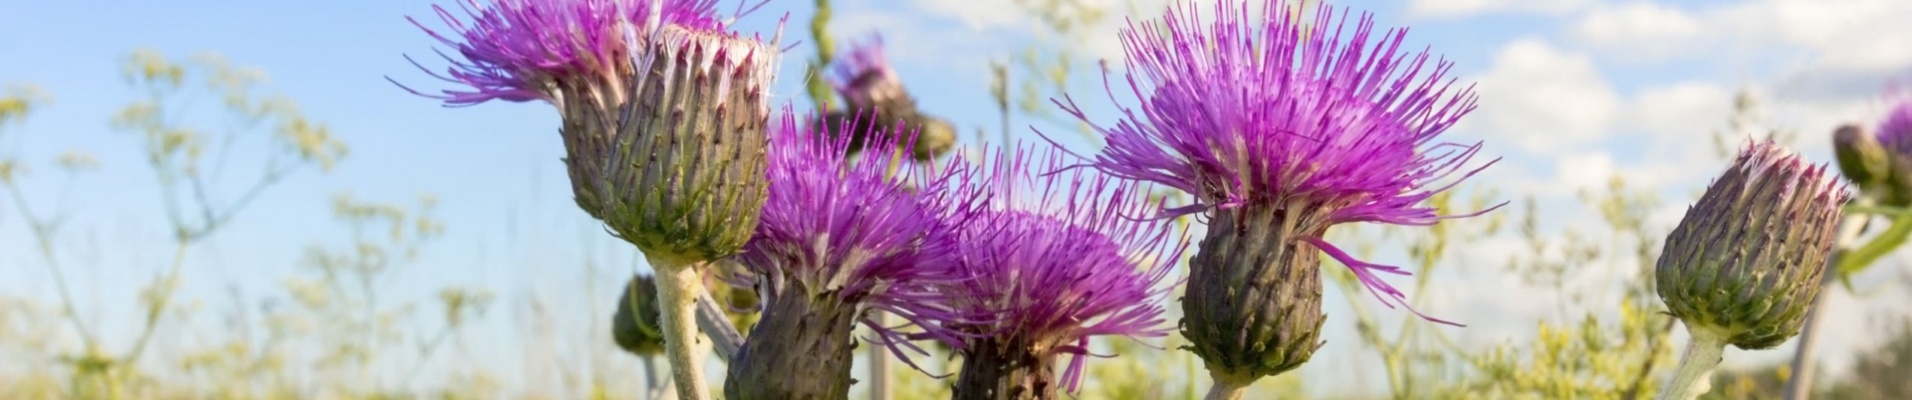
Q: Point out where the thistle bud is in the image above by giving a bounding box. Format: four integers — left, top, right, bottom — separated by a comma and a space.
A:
819, 36, 955, 161
594, 24, 780, 262
394, 0, 771, 261
1656, 140, 1847, 350
1182, 205, 1327, 383
1841, 98, 1912, 207
1833, 125, 1887, 189
613, 274, 666, 357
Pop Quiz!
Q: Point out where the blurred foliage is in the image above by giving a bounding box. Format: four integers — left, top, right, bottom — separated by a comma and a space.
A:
1822, 318, 1912, 399
807, 0, 837, 112
0, 52, 515, 400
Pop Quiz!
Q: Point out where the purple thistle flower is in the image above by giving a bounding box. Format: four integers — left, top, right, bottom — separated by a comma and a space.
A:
826, 35, 907, 110
814, 35, 957, 162
1877, 97, 1912, 156
1055, 0, 1495, 323
392, 0, 734, 106
727, 108, 976, 399
945, 144, 1187, 398
1833, 94, 1912, 208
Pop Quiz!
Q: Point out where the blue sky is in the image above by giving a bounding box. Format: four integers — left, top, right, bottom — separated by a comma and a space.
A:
3, 0, 1912, 396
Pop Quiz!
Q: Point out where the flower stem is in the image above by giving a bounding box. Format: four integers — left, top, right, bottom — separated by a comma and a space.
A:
1203, 370, 1252, 400
694, 288, 743, 361
1203, 381, 1249, 400
1658, 324, 1728, 400
650, 254, 712, 400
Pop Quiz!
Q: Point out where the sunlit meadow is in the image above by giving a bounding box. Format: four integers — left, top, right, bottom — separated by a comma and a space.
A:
3, 0, 1911, 399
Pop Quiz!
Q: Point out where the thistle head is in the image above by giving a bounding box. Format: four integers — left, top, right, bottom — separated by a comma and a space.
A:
1841, 97, 1912, 206
394, 0, 726, 106
816, 36, 954, 162
738, 108, 972, 353
1879, 97, 1912, 152
1065, 0, 1488, 222
1833, 125, 1887, 187
1656, 140, 1847, 350
1059, 0, 1495, 322
826, 35, 907, 111
943, 144, 1188, 394
397, 0, 781, 263
612, 274, 665, 356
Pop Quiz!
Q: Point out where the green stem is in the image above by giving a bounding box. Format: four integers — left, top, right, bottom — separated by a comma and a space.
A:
121, 240, 192, 364
650, 254, 712, 400
1657, 325, 1728, 400
806, 0, 835, 112
1834, 208, 1912, 278
2, 181, 97, 350
1202, 376, 1249, 400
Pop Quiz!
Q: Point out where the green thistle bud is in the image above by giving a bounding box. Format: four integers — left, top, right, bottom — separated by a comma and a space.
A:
1833, 125, 1887, 189
582, 25, 779, 263
1656, 140, 1848, 350
613, 275, 666, 357
1832, 124, 1912, 206
1181, 205, 1327, 384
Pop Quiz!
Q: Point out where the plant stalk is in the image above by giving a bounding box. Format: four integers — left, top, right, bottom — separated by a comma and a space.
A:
870, 311, 892, 400
695, 289, 742, 361
1657, 325, 1728, 400
650, 254, 713, 400
1783, 213, 1872, 400
1203, 379, 1249, 400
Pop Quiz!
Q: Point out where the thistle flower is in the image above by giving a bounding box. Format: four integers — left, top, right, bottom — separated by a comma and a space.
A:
1653, 140, 1846, 400
1055, 0, 1493, 392
817, 36, 956, 161
396, 0, 780, 261
395, 0, 726, 106
396, 2, 781, 399
1837, 98, 1912, 206
944, 145, 1186, 399
1658, 140, 1846, 350
1879, 97, 1912, 152
827, 35, 906, 111
725, 110, 970, 400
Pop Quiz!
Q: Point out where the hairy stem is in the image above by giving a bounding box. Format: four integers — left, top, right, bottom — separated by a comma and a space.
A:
1657, 325, 1727, 400
870, 311, 892, 400
651, 255, 713, 400
694, 289, 742, 361
1203, 376, 1250, 400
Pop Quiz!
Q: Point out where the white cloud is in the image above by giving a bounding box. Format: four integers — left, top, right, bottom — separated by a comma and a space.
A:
1716, 0, 1912, 76
1464, 38, 1620, 153
1407, 0, 1594, 19
1628, 82, 1735, 161
911, 0, 1026, 30
1569, 2, 1701, 58
1569, 0, 1912, 76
